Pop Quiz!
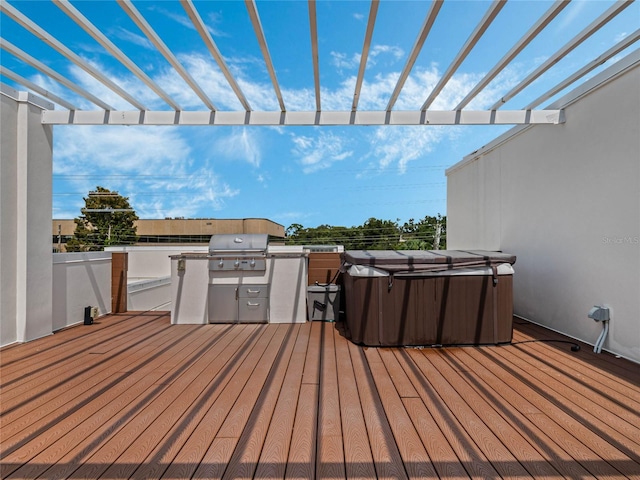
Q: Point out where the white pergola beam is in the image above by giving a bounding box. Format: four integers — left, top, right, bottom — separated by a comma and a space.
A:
421, 0, 505, 111
245, 0, 285, 111
0, 66, 78, 110
386, 0, 443, 111
1, 81, 54, 109
116, 0, 216, 111
180, 0, 251, 111
455, 0, 570, 110
1, 0, 147, 110
41, 109, 565, 126
524, 32, 640, 109
308, 0, 321, 111
491, 0, 633, 109
53, 0, 181, 110
352, 0, 379, 111
0, 37, 114, 110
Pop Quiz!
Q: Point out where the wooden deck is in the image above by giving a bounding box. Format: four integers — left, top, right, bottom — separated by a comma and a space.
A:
1, 312, 639, 479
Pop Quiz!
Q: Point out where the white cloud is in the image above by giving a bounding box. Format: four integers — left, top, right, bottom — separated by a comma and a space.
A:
53, 125, 238, 218
155, 7, 195, 31
330, 51, 361, 70
330, 44, 404, 74
153, 53, 279, 111
67, 62, 174, 110
152, 53, 240, 110
291, 131, 354, 173
555, 1, 589, 33
206, 11, 229, 38
370, 45, 404, 62
614, 31, 629, 43
215, 128, 263, 167
353, 13, 364, 21
147, 5, 227, 38
367, 126, 446, 173
111, 26, 154, 50
279, 86, 317, 111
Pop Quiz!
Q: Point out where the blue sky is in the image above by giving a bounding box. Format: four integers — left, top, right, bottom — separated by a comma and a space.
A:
1, 0, 638, 228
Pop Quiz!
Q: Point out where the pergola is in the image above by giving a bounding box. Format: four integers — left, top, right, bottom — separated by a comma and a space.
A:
1, 0, 638, 127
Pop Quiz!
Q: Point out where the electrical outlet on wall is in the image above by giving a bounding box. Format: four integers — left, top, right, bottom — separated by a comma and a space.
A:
91, 306, 99, 319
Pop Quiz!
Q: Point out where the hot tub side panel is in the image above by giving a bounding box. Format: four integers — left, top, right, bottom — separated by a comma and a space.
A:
379, 277, 438, 347
343, 274, 381, 346
344, 272, 513, 346
434, 274, 513, 345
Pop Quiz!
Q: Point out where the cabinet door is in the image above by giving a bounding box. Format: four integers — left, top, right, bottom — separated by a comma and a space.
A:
208, 285, 238, 323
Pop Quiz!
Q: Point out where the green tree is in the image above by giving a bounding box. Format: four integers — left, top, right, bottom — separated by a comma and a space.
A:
355, 217, 401, 250
285, 215, 446, 250
399, 214, 446, 250
66, 187, 138, 251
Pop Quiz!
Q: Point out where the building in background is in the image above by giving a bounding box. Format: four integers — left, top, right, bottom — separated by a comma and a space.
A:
53, 218, 285, 251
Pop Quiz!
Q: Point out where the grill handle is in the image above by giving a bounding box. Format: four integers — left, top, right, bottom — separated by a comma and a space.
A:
208, 252, 266, 257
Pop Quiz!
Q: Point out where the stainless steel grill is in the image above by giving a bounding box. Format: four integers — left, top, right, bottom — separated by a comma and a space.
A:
207, 234, 269, 323
208, 234, 268, 271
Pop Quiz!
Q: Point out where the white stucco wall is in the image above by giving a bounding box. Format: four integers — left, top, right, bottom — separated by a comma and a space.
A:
171, 257, 209, 324
52, 252, 112, 331
446, 57, 640, 363
266, 246, 308, 324
1, 88, 54, 347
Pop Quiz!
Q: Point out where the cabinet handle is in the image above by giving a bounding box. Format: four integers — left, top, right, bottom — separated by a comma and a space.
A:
247, 289, 261, 294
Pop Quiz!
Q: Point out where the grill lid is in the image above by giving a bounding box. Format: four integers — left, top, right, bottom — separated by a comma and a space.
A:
208, 234, 268, 254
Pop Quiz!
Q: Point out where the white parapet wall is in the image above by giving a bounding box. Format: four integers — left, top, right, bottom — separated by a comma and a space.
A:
52, 252, 112, 331
446, 55, 640, 363
127, 276, 172, 311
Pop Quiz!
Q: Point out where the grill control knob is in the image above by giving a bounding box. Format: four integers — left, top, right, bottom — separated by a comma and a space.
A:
218, 259, 224, 268
250, 258, 256, 268
234, 259, 240, 269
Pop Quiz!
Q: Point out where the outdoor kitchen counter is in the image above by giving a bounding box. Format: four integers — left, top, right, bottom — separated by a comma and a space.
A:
170, 247, 308, 324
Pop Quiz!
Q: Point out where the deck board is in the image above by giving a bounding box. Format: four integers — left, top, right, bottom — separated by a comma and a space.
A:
407, 348, 534, 479
334, 324, 376, 480
254, 322, 310, 480
2, 312, 639, 479
365, 348, 439, 479
447, 346, 601, 479
316, 323, 345, 479
221, 324, 301, 480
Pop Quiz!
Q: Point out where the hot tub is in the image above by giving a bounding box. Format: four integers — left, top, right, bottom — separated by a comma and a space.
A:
341, 250, 516, 347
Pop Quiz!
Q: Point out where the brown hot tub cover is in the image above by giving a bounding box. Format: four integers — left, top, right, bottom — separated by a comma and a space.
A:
342, 249, 516, 273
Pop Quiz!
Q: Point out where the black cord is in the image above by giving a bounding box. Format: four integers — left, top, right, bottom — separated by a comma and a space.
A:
512, 339, 581, 352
